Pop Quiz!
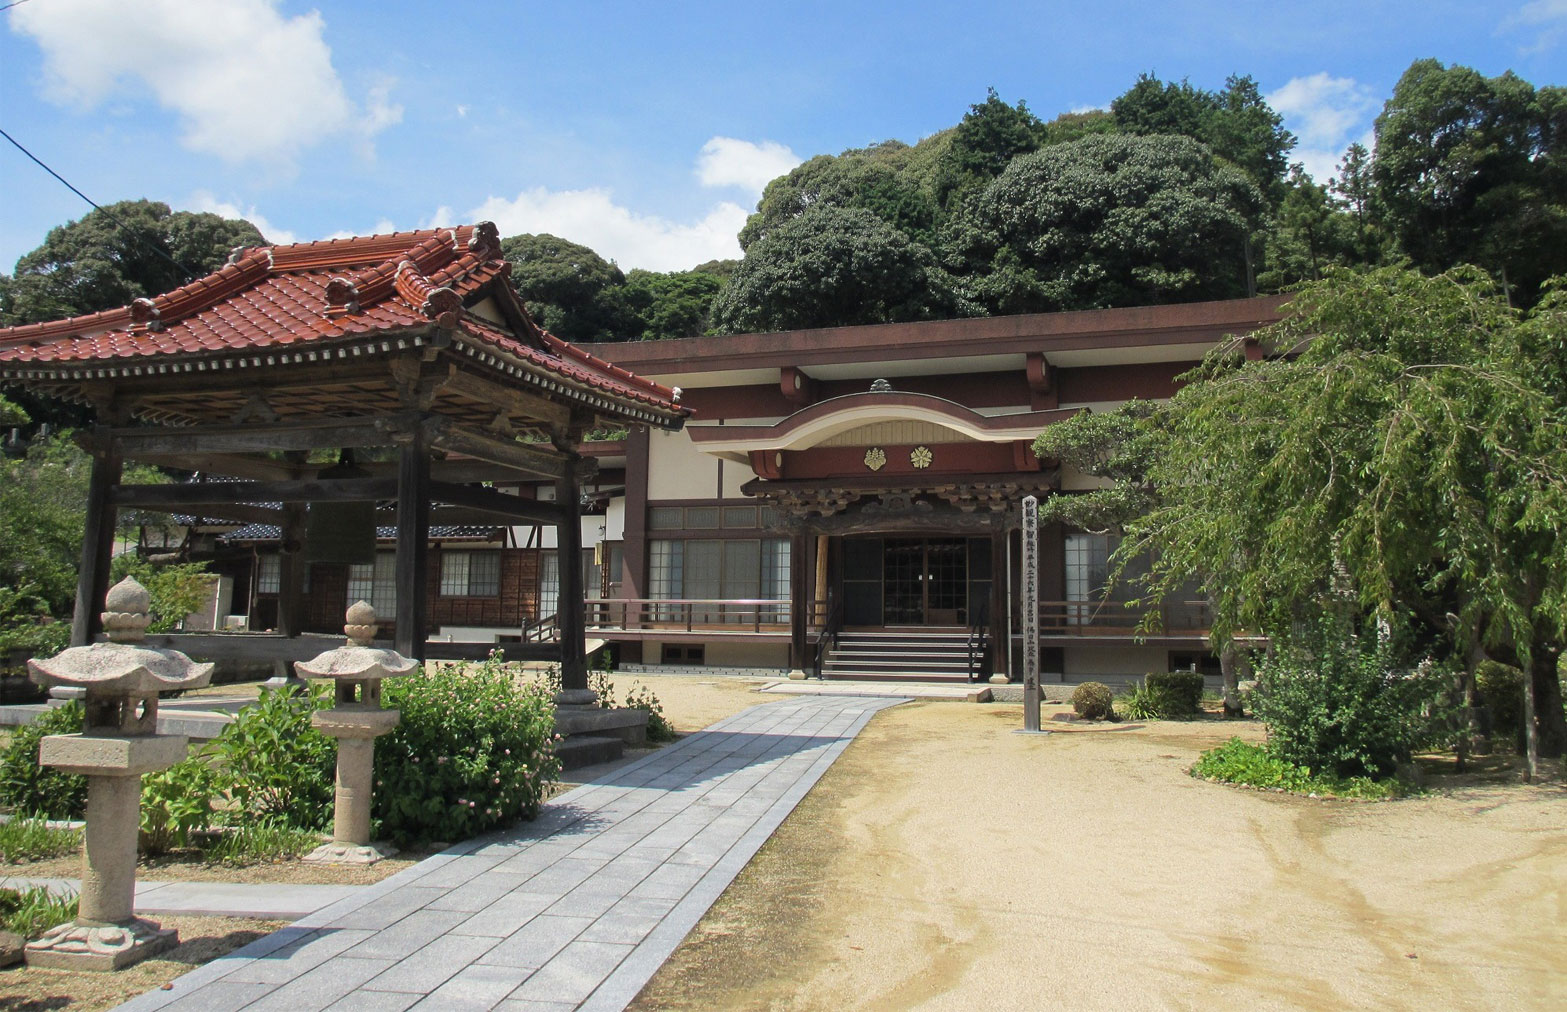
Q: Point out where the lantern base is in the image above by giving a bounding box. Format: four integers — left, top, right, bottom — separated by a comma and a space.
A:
25, 918, 177, 972
302, 841, 399, 865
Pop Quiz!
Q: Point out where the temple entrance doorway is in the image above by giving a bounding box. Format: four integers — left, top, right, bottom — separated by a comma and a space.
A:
842, 536, 977, 627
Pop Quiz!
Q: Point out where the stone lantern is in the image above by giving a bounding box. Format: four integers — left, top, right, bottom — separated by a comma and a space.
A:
295, 601, 416, 864
24, 577, 213, 971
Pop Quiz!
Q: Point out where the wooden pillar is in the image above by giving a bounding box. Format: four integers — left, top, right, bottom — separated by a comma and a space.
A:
277, 503, 307, 638
789, 532, 808, 670
394, 428, 431, 660
620, 427, 649, 604
71, 437, 122, 647
556, 462, 588, 696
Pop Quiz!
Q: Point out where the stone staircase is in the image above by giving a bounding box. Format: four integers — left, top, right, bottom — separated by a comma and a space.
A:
819, 629, 982, 683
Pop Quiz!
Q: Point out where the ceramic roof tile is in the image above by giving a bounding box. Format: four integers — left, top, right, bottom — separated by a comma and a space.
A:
0, 223, 686, 420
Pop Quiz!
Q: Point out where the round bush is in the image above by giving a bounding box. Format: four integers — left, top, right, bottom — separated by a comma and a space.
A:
375, 656, 562, 846
1072, 681, 1114, 720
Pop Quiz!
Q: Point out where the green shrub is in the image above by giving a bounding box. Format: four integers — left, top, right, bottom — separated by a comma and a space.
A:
0, 883, 78, 939
1071, 681, 1114, 720
206, 685, 334, 832
1121, 680, 1172, 721
0, 702, 87, 819
1474, 660, 1525, 751
1253, 616, 1452, 780
1191, 737, 1401, 800
625, 682, 677, 742
140, 756, 218, 855
0, 816, 81, 862
1147, 671, 1205, 716
376, 654, 561, 846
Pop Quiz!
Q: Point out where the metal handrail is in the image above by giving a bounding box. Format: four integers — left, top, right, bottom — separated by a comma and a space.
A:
812, 591, 843, 680
967, 600, 989, 683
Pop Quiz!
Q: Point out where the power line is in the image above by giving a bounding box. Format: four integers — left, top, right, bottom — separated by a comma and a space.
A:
0, 1, 38, 13
1, 125, 198, 283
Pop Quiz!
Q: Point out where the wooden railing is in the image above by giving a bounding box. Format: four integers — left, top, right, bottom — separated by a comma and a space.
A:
1038, 599, 1211, 636
521, 612, 559, 643
584, 598, 819, 634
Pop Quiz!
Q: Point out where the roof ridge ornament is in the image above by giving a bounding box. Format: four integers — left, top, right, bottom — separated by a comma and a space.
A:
128, 298, 163, 334
468, 221, 501, 257
870, 378, 892, 393
324, 277, 361, 318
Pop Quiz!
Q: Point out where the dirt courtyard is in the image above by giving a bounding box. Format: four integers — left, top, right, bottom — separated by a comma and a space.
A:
631, 698, 1567, 1011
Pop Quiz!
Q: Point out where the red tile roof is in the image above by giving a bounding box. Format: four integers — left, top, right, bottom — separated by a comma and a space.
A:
0, 223, 687, 422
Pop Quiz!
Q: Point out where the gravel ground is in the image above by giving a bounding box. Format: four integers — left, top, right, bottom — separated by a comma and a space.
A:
632, 699, 1567, 1011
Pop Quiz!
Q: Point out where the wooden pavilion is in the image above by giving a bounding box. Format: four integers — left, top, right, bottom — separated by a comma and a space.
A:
0, 223, 689, 698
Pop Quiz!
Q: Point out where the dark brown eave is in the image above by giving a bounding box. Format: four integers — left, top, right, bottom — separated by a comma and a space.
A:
595, 295, 1291, 377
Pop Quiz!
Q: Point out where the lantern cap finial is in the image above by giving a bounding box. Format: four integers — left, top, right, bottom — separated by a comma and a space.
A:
102, 576, 151, 643
344, 601, 377, 645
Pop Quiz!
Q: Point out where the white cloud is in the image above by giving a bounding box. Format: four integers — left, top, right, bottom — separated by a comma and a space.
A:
1267, 73, 1380, 185
1499, 0, 1567, 52
9, 0, 400, 169
183, 191, 297, 245
452, 187, 749, 272
696, 137, 801, 198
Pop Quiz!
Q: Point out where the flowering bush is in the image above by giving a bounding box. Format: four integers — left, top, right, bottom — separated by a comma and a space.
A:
375, 654, 561, 846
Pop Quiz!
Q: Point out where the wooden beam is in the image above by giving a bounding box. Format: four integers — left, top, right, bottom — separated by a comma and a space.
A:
111, 477, 399, 508
428, 481, 567, 524
166, 503, 287, 527
428, 420, 589, 480
106, 414, 417, 456
441, 369, 572, 430
119, 451, 309, 481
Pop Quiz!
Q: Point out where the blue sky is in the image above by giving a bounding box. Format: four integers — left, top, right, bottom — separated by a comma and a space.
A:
2, 1, 1563, 274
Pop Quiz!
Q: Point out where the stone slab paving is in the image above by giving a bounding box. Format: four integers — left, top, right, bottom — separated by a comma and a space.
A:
112, 694, 905, 1012
1, 878, 360, 920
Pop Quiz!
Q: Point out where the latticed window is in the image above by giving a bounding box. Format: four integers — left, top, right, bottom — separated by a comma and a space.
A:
347, 552, 397, 615
1065, 533, 1109, 626
256, 554, 281, 594
439, 550, 500, 597
537, 553, 559, 619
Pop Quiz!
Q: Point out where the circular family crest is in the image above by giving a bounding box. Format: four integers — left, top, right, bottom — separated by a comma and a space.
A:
910, 445, 934, 469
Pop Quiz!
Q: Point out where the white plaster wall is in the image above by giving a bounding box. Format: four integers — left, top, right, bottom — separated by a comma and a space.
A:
605, 497, 626, 542
1060, 464, 1114, 491
720, 456, 758, 500
648, 428, 720, 500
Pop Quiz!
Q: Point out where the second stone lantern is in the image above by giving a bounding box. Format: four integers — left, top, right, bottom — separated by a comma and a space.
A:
295, 601, 416, 864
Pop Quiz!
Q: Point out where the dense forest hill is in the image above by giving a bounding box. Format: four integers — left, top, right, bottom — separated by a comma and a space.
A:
3, 58, 1563, 349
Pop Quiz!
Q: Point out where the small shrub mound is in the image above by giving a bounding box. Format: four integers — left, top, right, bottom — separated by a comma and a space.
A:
1147, 671, 1205, 716
0, 883, 78, 940
0, 816, 81, 863
1120, 680, 1172, 720
1192, 738, 1402, 800
624, 682, 677, 742
0, 701, 87, 819
206, 685, 336, 832
376, 654, 561, 846
1071, 681, 1114, 720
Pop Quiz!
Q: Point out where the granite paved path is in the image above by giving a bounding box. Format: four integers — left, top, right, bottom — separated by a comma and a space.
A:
115, 693, 906, 1012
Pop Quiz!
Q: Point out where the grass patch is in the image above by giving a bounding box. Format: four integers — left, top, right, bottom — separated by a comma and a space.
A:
1191, 737, 1409, 800
0, 882, 78, 939
201, 821, 322, 865
0, 816, 81, 863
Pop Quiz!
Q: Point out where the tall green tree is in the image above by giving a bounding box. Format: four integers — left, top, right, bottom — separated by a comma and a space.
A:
1122, 267, 1567, 776
711, 205, 949, 333
621, 268, 726, 340
944, 132, 1263, 315
739, 148, 936, 250
499, 233, 633, 342
932, 88, 1048, 213
1259, 166, 1359, 289
0, 199, 265, 327
1373, 59, 1567, 305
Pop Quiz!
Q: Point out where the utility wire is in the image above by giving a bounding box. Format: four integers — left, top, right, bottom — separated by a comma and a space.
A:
0, 1, 38, 13
1, 125, 198, 283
